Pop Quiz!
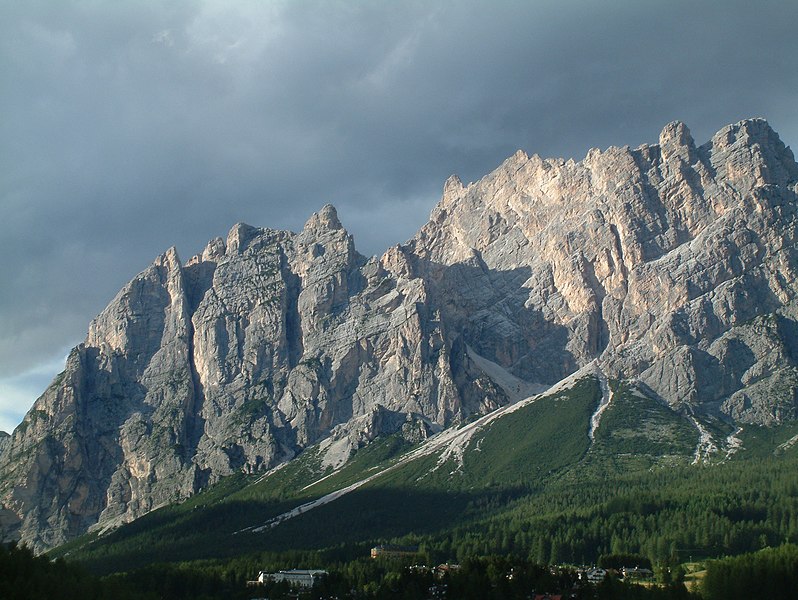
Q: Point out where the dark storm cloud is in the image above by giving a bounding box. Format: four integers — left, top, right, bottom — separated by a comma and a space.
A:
1, 0, 797, 430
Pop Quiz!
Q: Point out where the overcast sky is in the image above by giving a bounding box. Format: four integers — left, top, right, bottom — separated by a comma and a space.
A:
1, 0, 797, 433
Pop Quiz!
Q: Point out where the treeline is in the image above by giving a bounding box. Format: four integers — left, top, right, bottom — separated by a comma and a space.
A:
67, 454, 798, 576
90, 544, 798, 599
111, 554, 695, 600
405, 455, 798, 566
702, 543, 798, 600
326, 556, 693, 600
9, 537, 798, 599
0, 543, 150, 600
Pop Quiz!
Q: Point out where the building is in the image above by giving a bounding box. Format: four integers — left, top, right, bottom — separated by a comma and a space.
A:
370, 544, 419, 559
622, 566, 654, 580
584, 567, 608, 584
256, 569, 328, 588
433, 563, 461, 578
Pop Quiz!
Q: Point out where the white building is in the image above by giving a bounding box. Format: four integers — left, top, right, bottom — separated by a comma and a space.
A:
257, 569, 328, 588
585, 567, 607, 584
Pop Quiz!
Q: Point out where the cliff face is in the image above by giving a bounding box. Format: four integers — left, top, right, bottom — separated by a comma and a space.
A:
2, 118, 797, 551
0, 207, 495, 550
409, 119, 798, 421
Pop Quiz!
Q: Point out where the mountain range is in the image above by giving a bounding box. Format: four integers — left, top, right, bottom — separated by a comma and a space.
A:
2, 117, 797, 555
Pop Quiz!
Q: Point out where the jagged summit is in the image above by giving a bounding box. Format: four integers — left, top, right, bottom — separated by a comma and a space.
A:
2, 118, 798, 552
442, 174, 465, 202
304, 203, 344, 231
657, 120, 696, 162
712, 117, 782, 147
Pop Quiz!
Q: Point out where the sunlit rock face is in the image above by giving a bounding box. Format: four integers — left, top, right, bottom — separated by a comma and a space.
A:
410, 119, 798, 420
2, 118, 797, 551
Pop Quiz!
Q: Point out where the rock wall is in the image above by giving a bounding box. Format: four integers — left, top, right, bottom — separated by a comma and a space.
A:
2, 118, 797, 550
409, 119, 798, 417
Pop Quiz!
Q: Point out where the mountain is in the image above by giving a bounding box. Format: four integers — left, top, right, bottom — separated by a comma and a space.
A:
2, 118, 798, 553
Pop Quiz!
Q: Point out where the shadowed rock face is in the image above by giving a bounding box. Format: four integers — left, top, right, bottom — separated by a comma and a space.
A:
2, 118, 798, 550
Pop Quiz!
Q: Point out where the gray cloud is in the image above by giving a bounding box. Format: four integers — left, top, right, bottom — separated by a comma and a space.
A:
2, 0, 797, 429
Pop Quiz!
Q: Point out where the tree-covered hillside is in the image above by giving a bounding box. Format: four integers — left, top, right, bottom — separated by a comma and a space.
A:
47, 378, 798, 579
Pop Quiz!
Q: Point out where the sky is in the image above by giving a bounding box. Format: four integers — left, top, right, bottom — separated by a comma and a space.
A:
1, 0, 797, 433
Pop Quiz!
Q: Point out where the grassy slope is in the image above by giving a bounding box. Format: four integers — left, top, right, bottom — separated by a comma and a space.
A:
580, 380, 698, 475
592, 381, 696, 457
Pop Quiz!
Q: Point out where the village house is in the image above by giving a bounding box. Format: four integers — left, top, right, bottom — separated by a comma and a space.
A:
583, 567, 608, 584
433, 563, 461, 579
254, 569, 328, 588
622, 566, 654, 580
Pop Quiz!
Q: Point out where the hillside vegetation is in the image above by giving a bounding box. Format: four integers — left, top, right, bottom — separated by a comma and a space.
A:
49, 378, 798, 583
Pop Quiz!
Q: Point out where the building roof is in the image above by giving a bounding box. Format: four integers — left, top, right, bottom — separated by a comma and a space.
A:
278, 570, 328, 575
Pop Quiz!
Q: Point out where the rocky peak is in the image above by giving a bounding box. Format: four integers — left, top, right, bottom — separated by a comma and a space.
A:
442, 174, 465, 205
659, 120, 694, 146
658, 120, 697, 163
86, 245, 186, 354
226, 223, 261, 255
705, 118, 798, 189
411, 117, 798, 394
304, 204, 343, 232
201, 237, 226, 262
712, 118, 780, 149
380, 244, 415, 279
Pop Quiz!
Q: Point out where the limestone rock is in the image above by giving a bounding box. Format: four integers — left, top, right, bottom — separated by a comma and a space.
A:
408, 118, 798, 419
2, 118, 797, 551
0, 207, 489, 550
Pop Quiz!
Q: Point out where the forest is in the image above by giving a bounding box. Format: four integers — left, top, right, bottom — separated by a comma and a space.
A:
58, 445, 798, 576
17, 380, 798, 599
7, 541, 798, 599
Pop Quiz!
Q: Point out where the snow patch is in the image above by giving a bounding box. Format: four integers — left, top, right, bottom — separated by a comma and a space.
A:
245, 470, 388, 533
431, 364, 603, 473
689, 417, 717, 464
777, 432, 798, 452
724, 427, 744, 460
237, 397, 545, 534
431, 404, 522, 473
589, 371, 613, 441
